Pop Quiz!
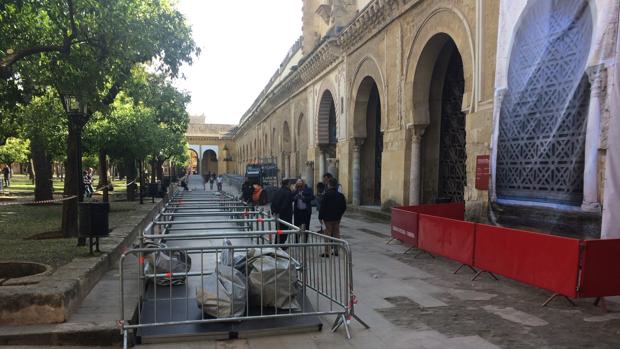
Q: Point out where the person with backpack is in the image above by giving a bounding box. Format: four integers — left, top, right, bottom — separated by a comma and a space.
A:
318, 177, 347, 257
270, 180, 293, 244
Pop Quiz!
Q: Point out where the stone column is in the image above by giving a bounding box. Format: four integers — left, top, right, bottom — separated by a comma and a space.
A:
352, 138, 364, 206
327, 158, 338, 178
284, 153, 290, 178
408, 125, 426, 205
582, 64, 604, 212
318, 146, 326, 177
304, 161, 314, 189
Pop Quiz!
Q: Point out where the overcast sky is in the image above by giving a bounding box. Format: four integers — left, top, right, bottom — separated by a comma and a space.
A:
174, 0, 302, 125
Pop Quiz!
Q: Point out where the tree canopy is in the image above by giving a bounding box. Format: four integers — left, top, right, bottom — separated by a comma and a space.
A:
0, 137, 29, 165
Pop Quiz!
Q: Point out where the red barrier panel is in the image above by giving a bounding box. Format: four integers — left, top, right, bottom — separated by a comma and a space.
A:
394, 203, 464, 220
578, 239, 620, 298
390, 208, 418, 247
474, 224, 580, 298
418, 214, 475, 265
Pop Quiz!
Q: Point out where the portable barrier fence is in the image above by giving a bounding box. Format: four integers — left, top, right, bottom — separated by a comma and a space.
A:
390, 203, 620, 308
119, 191, 368, 348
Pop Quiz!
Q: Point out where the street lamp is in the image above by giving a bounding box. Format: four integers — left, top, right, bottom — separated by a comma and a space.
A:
62, 93, 89, 245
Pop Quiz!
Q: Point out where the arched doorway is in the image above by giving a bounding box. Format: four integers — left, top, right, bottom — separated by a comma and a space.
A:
188, 149, 199, 174
496, 0, 592, 205
353, 77, 383, 205
317, 90, 337, 176
201, 149, 218, 176
418, 34, 467, 203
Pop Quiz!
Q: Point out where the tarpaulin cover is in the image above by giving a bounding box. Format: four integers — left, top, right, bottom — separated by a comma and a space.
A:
246, 248, 299, 309
143, 242, 192, 286
196, 264, 246, 318
578, 239, 620, 297
418, 214, 475, 265
474, 224, 580, 297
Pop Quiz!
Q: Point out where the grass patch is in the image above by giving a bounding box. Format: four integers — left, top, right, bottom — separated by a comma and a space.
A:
0, 200, 142, 270
2, 174, 128, 198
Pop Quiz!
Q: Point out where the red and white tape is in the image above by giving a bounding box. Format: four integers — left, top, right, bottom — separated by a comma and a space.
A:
0, 195, 78, 207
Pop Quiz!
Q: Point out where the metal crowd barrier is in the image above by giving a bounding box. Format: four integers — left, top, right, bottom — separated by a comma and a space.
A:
118, 190, 368, 348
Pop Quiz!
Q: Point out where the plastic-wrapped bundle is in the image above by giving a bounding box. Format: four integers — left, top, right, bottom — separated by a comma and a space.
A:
196, 264, 246, 318
143, 242, 191, 286
246, 248, 299, 309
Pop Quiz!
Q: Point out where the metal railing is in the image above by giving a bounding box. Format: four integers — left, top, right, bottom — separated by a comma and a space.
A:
118, 190, 368, 348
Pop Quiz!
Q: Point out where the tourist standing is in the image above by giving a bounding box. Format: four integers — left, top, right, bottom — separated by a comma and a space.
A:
318, 177, 347, 257
293, 179, 314, 238
2, 165, 10, 187
322, 172, 342, 193
83, 170, 93, 198
315, 182, 325, 214
241, 178, 253, 203
209, 174, 215, 190
216, 175, 223, 192
270, 180, 293, 244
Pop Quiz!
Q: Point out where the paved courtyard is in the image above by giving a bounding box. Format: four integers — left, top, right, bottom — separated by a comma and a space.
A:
127, 179, 620, 349
5, 179, 619, 349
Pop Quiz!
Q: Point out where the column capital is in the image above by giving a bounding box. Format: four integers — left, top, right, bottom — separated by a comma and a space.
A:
305, 160, 314, 168
407, 124, 427, 143
352, 137, 365, 151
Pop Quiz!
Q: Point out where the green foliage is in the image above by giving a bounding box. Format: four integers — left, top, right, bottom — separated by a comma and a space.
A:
0, 137, 29, 164
17, 89, 67, 161
2, 0, 199, 136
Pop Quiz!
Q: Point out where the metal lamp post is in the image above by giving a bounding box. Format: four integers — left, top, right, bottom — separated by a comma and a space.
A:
63, 94, 88, 245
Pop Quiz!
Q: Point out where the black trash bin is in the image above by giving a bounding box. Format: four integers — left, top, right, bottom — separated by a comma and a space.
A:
79, 202, 110, 254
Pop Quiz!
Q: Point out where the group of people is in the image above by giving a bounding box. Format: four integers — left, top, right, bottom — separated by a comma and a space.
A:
203, 172, 223, 191
270, 173, 346, 257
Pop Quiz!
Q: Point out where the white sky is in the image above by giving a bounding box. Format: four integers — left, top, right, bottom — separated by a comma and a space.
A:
174, 0, 302, 125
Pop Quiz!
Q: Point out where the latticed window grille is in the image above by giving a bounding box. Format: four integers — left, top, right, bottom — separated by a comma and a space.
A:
438, 48, 466, 203
496, 0, 592, 205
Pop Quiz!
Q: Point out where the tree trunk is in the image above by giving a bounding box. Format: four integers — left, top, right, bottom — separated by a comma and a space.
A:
156, 159, 164, 180
126, 158, 137, 201
31, 140, 53, 201
98, 149, 109, 202
150, 159, 157, 183
61, 117, 84, 237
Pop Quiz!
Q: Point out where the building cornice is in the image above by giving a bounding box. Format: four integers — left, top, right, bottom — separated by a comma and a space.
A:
235, 0, 413, 139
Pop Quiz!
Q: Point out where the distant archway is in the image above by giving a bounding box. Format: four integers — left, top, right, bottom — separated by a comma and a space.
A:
188, 149, 199, 174
201, 149, 218, 176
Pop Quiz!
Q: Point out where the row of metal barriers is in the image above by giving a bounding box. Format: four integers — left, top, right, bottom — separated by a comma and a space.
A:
118, 187, 368, 348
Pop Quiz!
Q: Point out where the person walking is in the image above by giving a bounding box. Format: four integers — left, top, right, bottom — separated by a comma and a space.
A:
216, 174, 223, 192
270, 180, 293, 244
318, 177, 347, 257
2, 166, 10, 187
293, 179, 314, 241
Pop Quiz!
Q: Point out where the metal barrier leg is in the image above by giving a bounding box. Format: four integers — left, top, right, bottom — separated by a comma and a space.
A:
453, 264, 477, 275
351, 313, 370, 329
542, 293, 576, 307
471, 270, 498, 281
123, 329, 128, 349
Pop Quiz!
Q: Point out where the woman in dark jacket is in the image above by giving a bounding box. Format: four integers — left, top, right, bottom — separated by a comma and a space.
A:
270, 180, 293, 244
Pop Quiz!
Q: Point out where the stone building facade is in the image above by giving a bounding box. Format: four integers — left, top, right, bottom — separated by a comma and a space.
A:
186, 116, 236, 176
224, 0, 618, 233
